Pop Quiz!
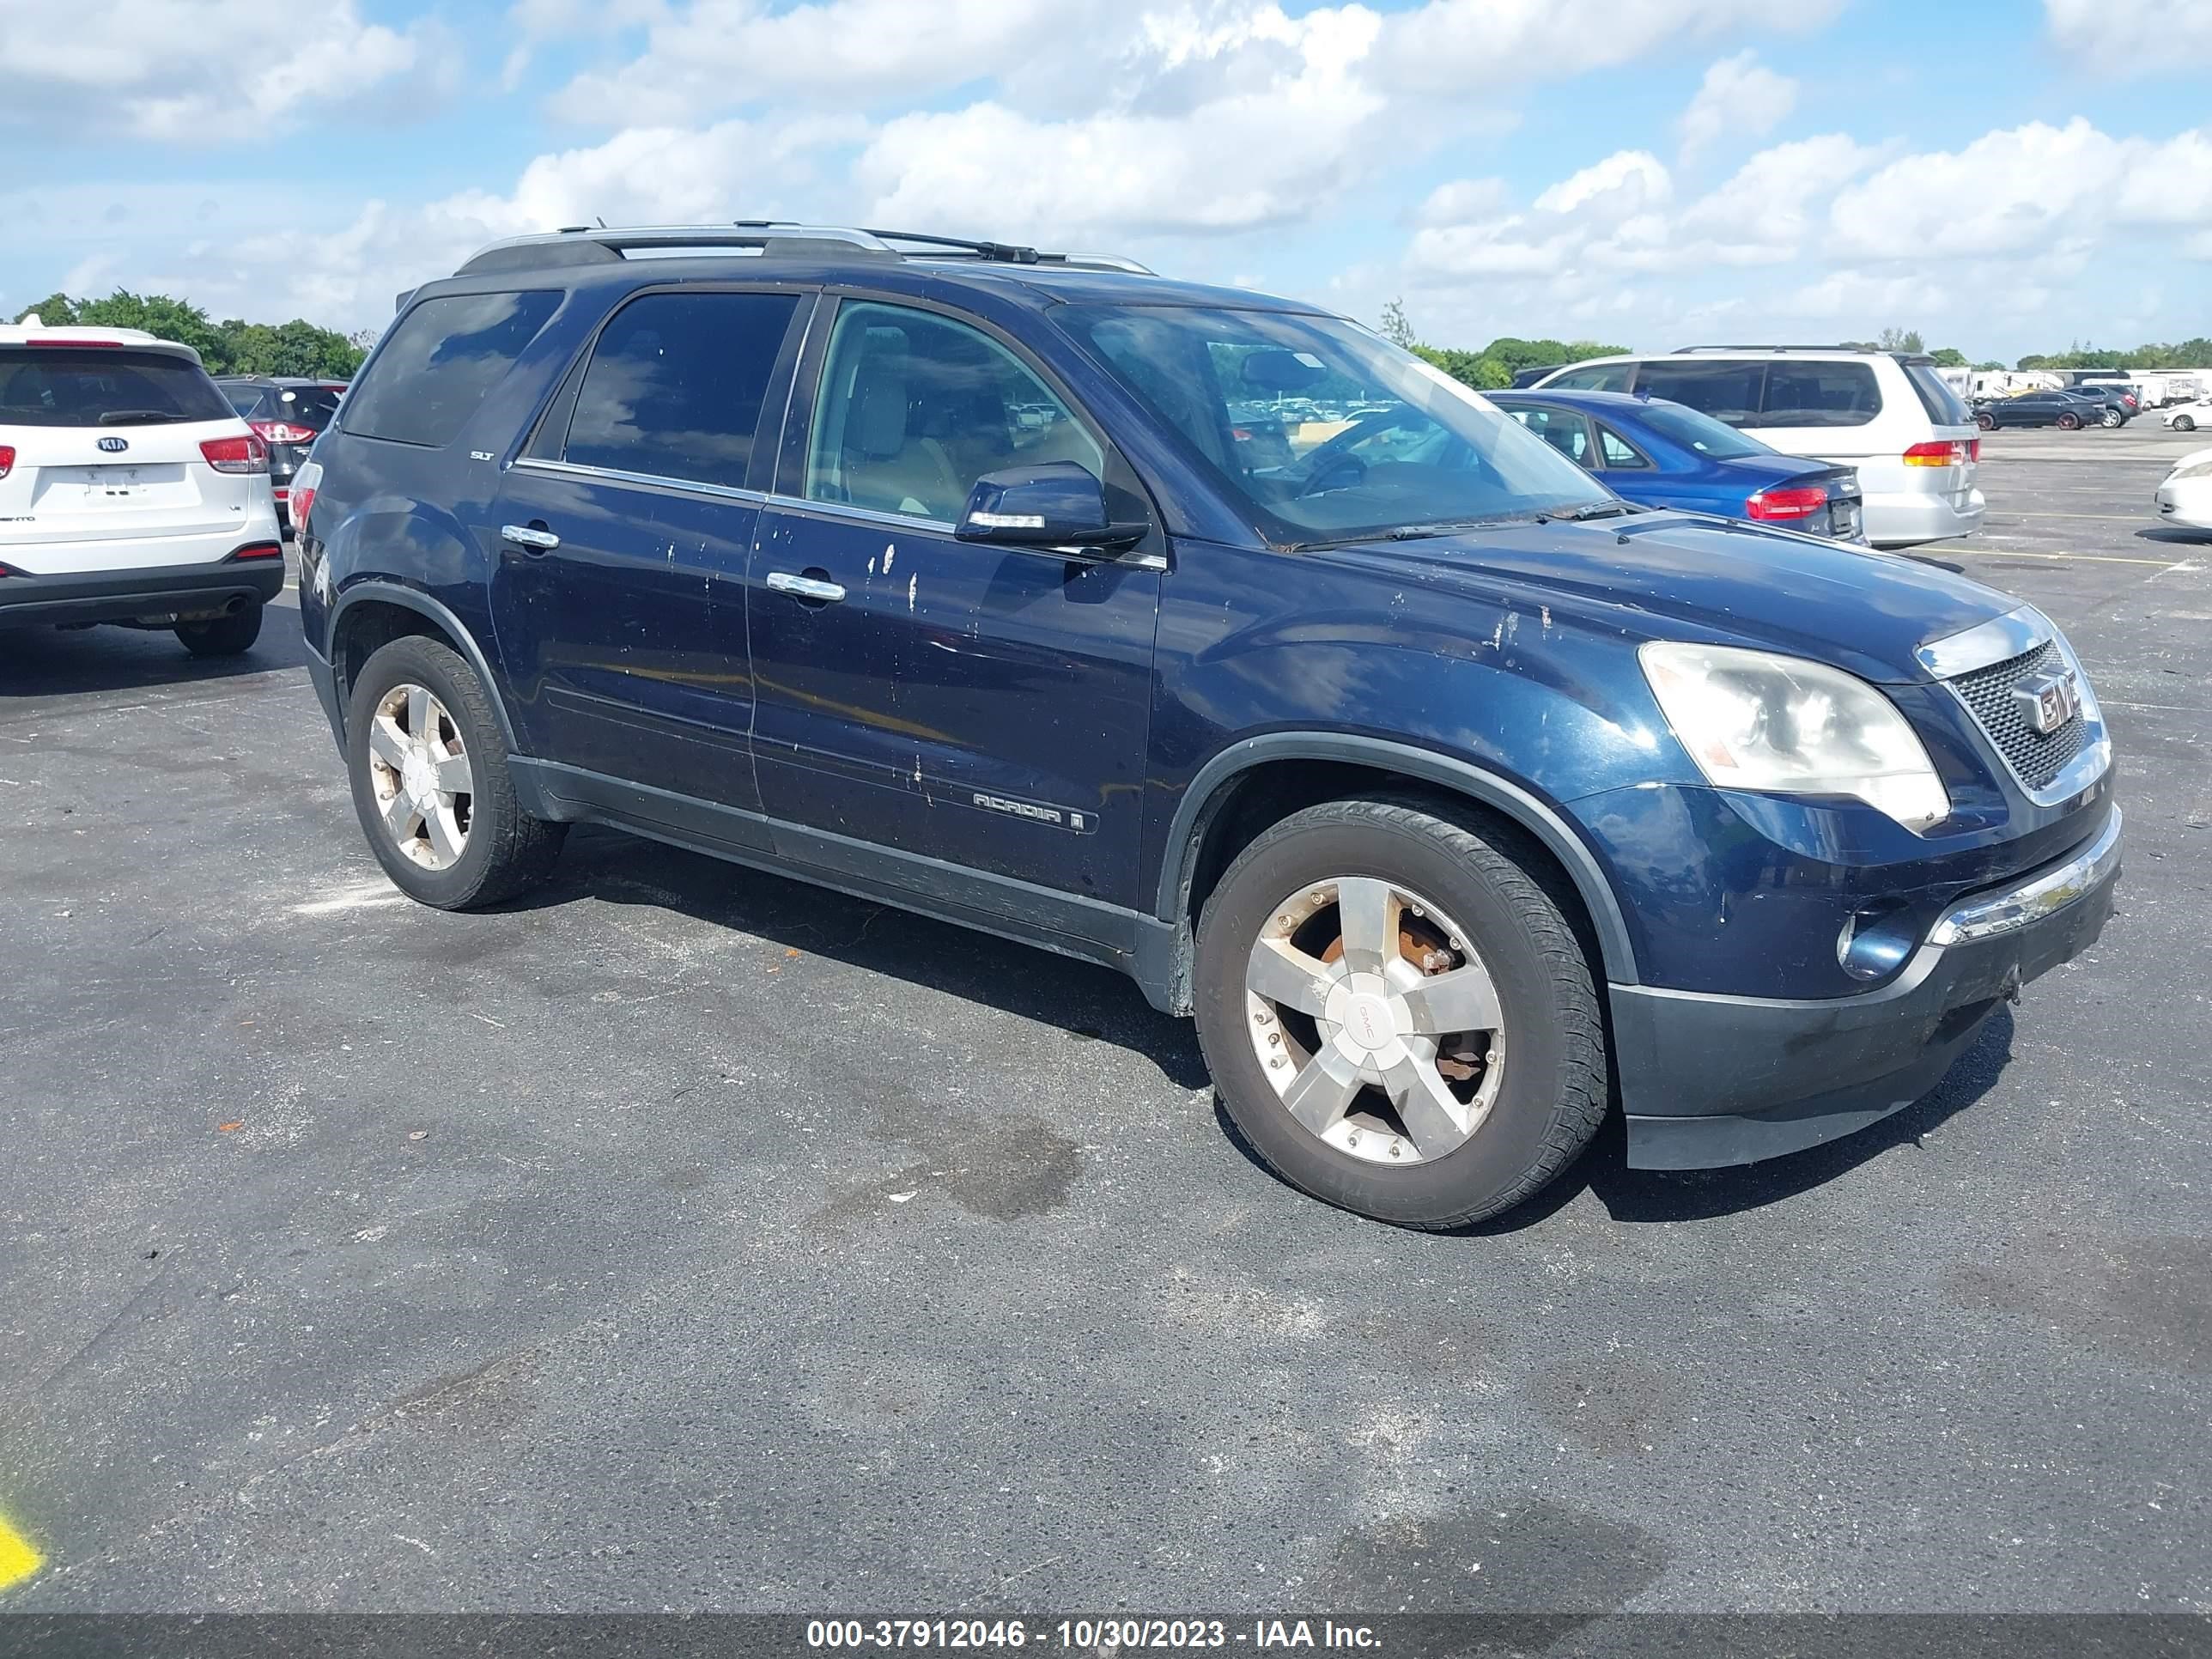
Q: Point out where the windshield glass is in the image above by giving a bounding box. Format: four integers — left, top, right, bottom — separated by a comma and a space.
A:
1055, 305, 1614, 544
1632, 398, 1771, 459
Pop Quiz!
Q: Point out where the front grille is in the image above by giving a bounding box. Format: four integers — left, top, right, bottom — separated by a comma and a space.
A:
1948, 640, 2087, 794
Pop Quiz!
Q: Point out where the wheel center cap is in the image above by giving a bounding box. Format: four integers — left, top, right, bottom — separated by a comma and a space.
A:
401, 751, 434, 800
1340, 991, 1397, 1055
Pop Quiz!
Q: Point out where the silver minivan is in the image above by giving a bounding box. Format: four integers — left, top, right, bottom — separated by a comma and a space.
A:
1534, 347, 1985, 550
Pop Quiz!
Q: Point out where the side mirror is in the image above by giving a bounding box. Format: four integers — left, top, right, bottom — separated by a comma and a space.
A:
955, 462, 1149, 551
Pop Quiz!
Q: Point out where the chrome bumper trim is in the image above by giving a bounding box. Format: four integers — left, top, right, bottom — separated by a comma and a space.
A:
1929, 808, 2123, 946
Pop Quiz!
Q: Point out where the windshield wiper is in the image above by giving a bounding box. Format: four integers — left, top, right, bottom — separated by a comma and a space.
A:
1547, 501, 1635, 521
97, 410, 177, 425
1382, 514, 1540, 539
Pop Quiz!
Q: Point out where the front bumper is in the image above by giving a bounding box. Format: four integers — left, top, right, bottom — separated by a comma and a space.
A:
0, 556, 285, 629
1614, 807, 2122, 1170
2155, 484, 2211, 532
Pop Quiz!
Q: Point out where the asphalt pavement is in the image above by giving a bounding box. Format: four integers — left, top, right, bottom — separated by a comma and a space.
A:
0, 426, 2206, 1614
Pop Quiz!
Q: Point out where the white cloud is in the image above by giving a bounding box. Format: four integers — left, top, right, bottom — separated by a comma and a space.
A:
1411, 179, 1510, 228
2045, 0, 2212, 74
0, 0, 455, 142
851, 5, 1388, 237
1678, 51, 1798, 162
1373, 0, 1840, 96
1829, 119, 2212, 259
547, 0, 1076, 120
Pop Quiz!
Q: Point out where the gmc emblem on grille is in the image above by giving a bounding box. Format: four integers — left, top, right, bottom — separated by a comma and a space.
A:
2014, 669, 2081, 735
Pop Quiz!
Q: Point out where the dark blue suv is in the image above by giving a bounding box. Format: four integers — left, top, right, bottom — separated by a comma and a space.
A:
294, 224, 2122, 1228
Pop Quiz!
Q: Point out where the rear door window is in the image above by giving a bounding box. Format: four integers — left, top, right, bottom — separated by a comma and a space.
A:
1507, 405, 1595, 466
1632, 361, 1765, 424
0, 349, 236, 428
1545, 362, 1632, 392
1756, 362, 1881, 428
562, 290, 804, 490
342, 290, 561, 447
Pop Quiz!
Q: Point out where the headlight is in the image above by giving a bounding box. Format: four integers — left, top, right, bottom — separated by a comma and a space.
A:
2167, 458, 2212, 482
1640, 642, 1951, 831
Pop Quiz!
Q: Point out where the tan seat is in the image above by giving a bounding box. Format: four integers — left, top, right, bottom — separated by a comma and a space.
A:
840, 372, 963, 520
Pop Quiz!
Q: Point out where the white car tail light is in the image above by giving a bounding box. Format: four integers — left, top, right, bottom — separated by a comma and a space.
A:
199, 433, 269, 475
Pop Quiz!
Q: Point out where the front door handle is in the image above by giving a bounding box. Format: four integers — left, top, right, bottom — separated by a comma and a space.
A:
501, 524, 560, 551
765, 571, 846, 604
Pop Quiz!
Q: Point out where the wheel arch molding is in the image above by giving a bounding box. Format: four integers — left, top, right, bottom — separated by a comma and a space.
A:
327, 581, 521, 757
1156, 732, 1641, 990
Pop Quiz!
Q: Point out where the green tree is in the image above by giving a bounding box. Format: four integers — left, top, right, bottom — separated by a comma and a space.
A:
9, 288, 370, 376
1875, 326, 1926, 354
1929, 347, 1968, 368
1378, 297, 1417, 350
11, 292, 78, 325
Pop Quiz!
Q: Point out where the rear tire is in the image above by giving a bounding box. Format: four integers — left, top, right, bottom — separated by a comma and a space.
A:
345, 635, 565, 909
1194, 797, 1607, 1230
2102, 408, 2124, 428
174, 602, 263, 658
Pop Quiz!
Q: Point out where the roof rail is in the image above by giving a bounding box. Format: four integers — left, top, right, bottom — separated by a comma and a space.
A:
451, 222, 1153, 278
1670, 343, 1866, 354
454, 223, 898, 276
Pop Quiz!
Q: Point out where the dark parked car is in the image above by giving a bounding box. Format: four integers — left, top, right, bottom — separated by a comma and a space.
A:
1487, 389, 1864, 539
2072, 383, 2139, 421
215, 375, 344, 531
1974, 390, 2114, 430
293, 223, 2120, 1228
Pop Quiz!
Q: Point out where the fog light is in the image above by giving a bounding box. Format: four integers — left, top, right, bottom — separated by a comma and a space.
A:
1838, 908, 1917, 982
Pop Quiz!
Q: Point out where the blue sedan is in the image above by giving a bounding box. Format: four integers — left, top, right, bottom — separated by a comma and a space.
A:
1487, 389, 1866, 540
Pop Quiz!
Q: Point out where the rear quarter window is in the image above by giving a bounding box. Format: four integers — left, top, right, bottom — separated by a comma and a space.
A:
1755, 362, 1881, 428
0, 349, 236, 428
342, 290, 561, 447
1903, 362, 1972, 427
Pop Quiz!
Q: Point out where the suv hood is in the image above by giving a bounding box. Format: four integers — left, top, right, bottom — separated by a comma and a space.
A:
1326, 512, 2011, 684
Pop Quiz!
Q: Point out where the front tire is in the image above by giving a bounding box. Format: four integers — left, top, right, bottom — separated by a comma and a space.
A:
2057, 412, 2082, 431
175, 602, 263, 658
2176, 415, 2197, 432
1975, 411, 1995, 431
1194, 797, 1607, 1229
345, 635, 565, 909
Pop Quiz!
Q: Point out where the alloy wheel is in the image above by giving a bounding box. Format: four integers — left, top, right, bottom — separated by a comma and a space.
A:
1243, 875, 1504, 1166
366, 682, 474, 870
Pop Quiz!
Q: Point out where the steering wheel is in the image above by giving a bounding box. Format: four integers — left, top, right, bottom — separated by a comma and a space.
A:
1295, 408, 1426, 498
1297, 452, 1366, 499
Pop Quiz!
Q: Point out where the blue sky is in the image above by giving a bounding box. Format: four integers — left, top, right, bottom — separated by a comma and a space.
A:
3, 0, 2208, 363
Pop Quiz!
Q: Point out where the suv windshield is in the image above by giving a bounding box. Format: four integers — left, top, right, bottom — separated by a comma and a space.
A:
1057, 306, 1615, 544
1630, 398, 1769, 459
0, 349, 236, 428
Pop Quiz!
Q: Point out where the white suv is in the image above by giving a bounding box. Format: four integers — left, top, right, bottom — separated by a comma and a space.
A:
0, 318, 284, 655
1534, 348, 1985, 549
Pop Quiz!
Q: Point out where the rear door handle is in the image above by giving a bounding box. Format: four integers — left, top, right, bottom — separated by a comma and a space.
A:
765, 571, 846, 604
501, 524, 560, 551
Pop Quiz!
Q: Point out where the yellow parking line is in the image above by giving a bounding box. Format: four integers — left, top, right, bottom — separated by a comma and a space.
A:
0, 1514, 41, 1590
